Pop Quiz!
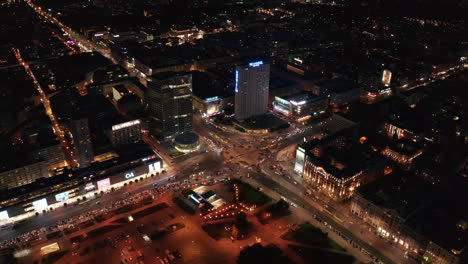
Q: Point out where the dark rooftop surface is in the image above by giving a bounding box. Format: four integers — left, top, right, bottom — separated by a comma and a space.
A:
174, 132, 199, 145
306, 142, 380, 180
191, 71, 233, 99
387, 139, 423, 156
316, 79, 360, 93
281, 91, 325, 103
148, 71, 190, 81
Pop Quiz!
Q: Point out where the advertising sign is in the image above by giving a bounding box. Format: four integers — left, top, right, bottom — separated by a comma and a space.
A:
294, 147, 306, 173
124, 171, 136, 179
0, 211, 9, 222
97, 178, 111, 190
148, 161, 161, 172
382, 69, 392, 87
32, 198, 48, 212
55, 192, 69, 202
85, 183, 95, 191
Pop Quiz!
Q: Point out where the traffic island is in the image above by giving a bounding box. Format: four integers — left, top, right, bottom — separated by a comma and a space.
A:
230, 179, 272, 207
256, 199, 291, 224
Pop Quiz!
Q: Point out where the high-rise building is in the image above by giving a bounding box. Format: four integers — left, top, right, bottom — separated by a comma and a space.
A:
146, 72, 193, 141
235, 61, 270, 121
70, 117, 94, 168
109, 119, 142, 147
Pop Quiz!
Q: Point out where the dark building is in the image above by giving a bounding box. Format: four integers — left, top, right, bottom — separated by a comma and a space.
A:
70, 117, 94, 168
146, 72, 193, 141
351, 171, 467, 264
108, 119, 142, 147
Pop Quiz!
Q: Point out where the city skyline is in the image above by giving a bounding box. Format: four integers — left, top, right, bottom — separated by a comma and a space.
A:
0, 1, 466, 264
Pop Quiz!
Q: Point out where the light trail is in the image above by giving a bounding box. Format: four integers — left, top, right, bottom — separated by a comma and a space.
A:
11, 47, 75, 167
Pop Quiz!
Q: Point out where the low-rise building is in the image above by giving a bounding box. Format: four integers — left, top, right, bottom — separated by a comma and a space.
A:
0, 160, 49, 190
312, 79, 363, 105
295, 130, 386, 200
381, 139, 423, 170
273, 92, 329, 122
191, 71, 234, 117
351, 172, 466, 264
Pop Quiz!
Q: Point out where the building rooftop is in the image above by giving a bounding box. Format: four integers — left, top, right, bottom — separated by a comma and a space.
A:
358, 171, 468, 252
316, 79, 360, 93
191, 71, 233, 99
281, 91, 325, 104
307, 143, 377, 180
148, 71, 190, 81
387, 139, 423, 156
174, 132, 199, 145
301, 127, 385, 179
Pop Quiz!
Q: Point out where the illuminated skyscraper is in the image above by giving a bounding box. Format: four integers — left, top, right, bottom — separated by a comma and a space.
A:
234, 61, 270, 121
146, 72, 193, 141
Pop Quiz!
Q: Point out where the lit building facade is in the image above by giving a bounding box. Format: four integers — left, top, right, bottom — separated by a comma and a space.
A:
380, 124, 424, 170
351, 193, 424, 254
30, 143, 66, 170
234, 61, 270, 121
383, 123, 417, 140
303, 159, 363, 200
295, 134, 385, 201
382, 69, 392, 87
109, 119, 142, 147
273, 92, 328, 121
0, 155, 163, 222
381, 144, 423, 169
70, 118, 94, 168
351, 176, 464, 264
0, 160, 49, 190
146, 72, 193, 141
193, 96, 224, 118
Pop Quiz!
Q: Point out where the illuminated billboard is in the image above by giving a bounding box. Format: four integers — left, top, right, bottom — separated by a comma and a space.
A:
249, 61, 264, 67
235, 70, 239, 93
112, 119, 140, 131
97, 178, 111, 190
273, 96, 292, 116
294, 147, 306, 173
0, 210, 9, 222
55, 192, 69, 202
85, 183, 95, 192
149, 161, 161, 172
204, 96, 219, 103
124, 171, 136, 179
382, 69, 392, 87
32, 198, 48, 212
40, 243, 60, 256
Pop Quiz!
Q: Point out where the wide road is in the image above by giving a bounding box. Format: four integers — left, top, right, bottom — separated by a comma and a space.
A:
0, 172, 177, 242
247, 171, 405, 264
